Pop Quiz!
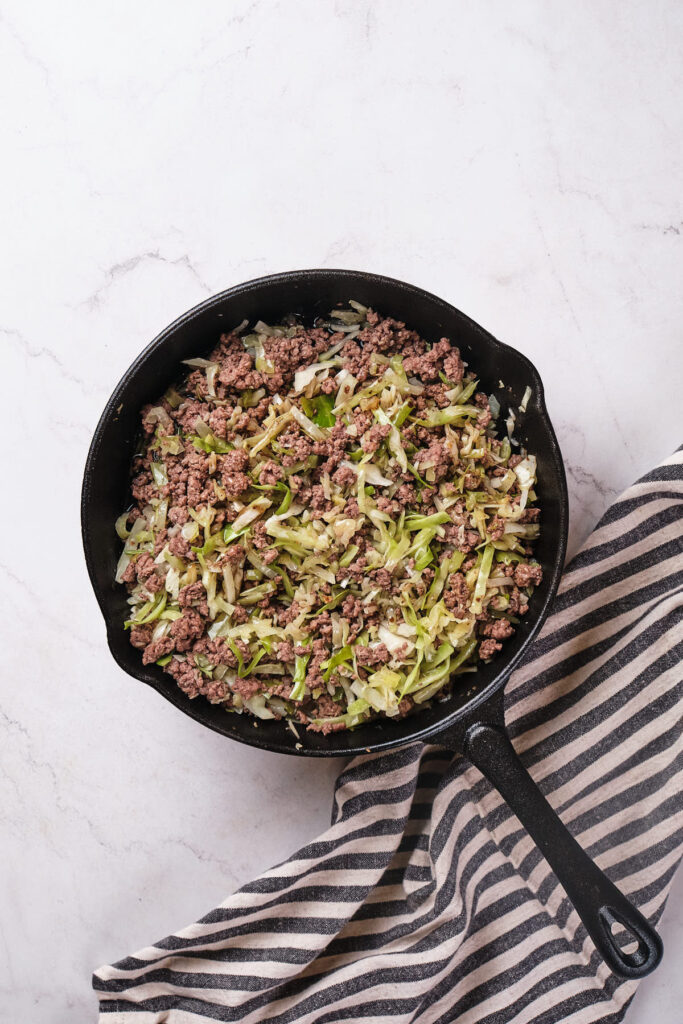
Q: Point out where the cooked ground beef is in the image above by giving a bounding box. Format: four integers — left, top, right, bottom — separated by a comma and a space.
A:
479, 638, 502, 661
119, 303, 542, 733
514, 563, 544, 588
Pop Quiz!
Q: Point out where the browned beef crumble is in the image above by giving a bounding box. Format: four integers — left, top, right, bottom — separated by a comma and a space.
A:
119, 307, 542, 731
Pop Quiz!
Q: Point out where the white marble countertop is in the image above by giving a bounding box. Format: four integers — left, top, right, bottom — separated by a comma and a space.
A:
1, 1, 681, 1019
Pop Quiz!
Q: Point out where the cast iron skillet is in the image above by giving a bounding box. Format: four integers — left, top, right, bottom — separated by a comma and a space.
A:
82, 269, 662, 978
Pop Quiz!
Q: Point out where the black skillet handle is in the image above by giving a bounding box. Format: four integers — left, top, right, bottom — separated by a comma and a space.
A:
463, 722, 663, 978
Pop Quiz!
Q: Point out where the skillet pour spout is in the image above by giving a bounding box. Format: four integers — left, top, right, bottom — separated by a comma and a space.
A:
81, 268, 663, 978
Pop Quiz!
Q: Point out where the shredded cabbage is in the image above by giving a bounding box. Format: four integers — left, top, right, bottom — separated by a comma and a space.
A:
117, 301, 542, 733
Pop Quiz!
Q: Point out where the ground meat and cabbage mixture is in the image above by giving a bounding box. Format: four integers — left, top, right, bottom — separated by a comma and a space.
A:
116, 304, 542, 734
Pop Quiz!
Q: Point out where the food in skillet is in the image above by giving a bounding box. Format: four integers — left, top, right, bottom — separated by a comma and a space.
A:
116, 304, 542, 733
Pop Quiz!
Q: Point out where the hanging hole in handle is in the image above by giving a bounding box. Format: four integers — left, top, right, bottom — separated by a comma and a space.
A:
609, 920, 639, 956
599, 906, 649, 969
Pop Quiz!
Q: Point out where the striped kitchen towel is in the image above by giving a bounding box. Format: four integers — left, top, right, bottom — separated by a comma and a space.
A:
94, 447, 683, 1023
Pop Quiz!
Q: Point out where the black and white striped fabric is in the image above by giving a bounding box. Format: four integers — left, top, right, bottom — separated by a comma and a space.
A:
94, 448, 683, 1023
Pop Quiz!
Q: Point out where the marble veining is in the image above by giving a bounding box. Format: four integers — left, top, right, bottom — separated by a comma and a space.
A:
1, 0, 681, 1019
